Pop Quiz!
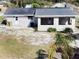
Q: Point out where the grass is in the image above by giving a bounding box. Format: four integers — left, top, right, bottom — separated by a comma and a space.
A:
0, 16, 4, 22
0, 39, 32, 58
0, 34, 51, 59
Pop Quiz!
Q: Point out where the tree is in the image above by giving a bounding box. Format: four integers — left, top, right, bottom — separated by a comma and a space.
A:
32, 3, 40, 8
48, 32, 74, 59
9, 0, 23, 7
7, 2, 16, 8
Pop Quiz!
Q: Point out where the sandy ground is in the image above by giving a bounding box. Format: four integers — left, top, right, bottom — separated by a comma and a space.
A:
0, 27, 55, 59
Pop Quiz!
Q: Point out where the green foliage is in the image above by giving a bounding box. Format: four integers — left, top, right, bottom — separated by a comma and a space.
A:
55, 33, 73, 45
47, 28, 57, 32
32, 3, 40, 8
55, 33, 74, 59
48, 32, 74, 59
63, 28, 73, 33
7, 3, 17, 8
55, 33, 64, 45
0, 16, 4, 22
9, 0, 79, 7
9, 0, 53, 8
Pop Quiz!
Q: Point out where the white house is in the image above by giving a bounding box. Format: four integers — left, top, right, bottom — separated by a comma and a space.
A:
4, 8, 35, 27
35, 8, 76, 31
52, 2, 67, 8
4, 7, 77, 31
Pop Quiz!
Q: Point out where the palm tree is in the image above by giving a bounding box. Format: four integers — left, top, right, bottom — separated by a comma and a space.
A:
48, 32, 74, 59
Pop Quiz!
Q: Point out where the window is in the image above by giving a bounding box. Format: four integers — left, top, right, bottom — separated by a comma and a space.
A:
59, 17, 71, 25
16, 17, 18, 21
41, 18, 54, 25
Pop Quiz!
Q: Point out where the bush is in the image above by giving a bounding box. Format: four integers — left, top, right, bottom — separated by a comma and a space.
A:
63, 28, 73, 33
47, 28, 57, 32
32, 3, 40, 8
0, 16, 4, 22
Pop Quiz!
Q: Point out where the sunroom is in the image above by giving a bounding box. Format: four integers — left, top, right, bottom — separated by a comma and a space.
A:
35, 8, 76, 31
37, 17, 75, 31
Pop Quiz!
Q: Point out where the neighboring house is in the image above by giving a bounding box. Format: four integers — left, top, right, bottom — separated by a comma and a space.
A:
52, 3, 67, 8
25, 4, 32, 8
4, 7, 77, 31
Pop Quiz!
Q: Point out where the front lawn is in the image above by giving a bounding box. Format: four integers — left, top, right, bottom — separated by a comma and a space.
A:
0, 34, 50, 59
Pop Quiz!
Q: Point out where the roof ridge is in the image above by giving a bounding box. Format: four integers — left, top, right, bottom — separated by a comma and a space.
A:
7, 7, 70, 10
36, 7, 70, 9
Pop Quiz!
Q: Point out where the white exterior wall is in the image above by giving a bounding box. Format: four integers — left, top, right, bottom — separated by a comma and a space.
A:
5, 16, 31, 28
5, 16, 75, 31
71, 18, 75, 31
38, 17, 76, 31
57, 18, 75, 31
38, 17, 59, 31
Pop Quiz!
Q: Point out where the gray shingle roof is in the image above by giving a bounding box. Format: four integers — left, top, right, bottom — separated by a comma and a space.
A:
4, 8, 35, 16
4, 7, 76, 17
35, 7, 76, 17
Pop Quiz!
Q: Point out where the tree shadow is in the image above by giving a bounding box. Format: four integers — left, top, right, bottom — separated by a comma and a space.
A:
72, 48, 79, 59
1, 20, 7, 25
36, 49, 48, 59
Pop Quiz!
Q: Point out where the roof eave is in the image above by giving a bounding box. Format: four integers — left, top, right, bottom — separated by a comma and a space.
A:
4, 14, 34, 16
35, 15, 77, 17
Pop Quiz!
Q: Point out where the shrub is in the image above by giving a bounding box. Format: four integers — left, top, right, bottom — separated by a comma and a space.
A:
47, 28, 57, 32
0, 16, 4, 22
63, 28, 73, 33
32, 3, 40, 8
